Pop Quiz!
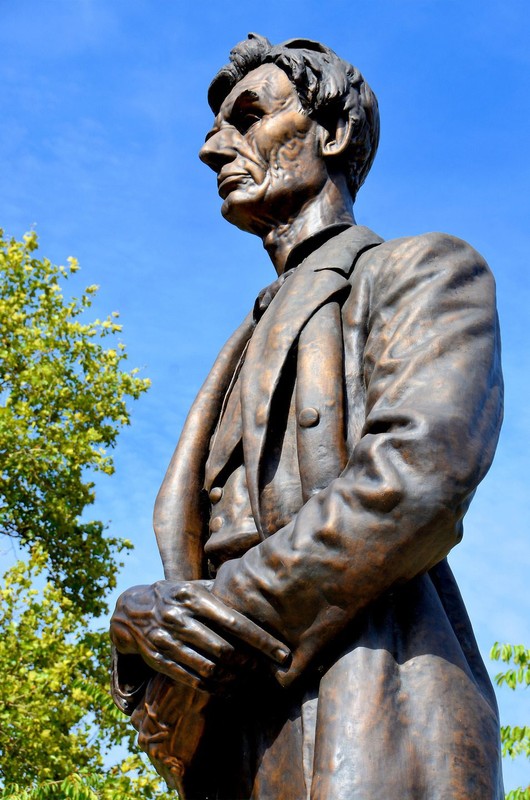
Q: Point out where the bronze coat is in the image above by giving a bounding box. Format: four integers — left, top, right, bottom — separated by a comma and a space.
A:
154, 226, 504, 799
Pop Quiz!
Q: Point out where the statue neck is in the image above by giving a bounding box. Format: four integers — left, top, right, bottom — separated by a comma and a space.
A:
262, 174, 356, 276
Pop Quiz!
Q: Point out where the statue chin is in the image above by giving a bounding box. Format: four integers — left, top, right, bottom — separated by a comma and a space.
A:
220, 193, 264, 236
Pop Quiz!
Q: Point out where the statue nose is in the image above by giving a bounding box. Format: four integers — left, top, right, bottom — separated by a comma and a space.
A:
199, 131, 237, 174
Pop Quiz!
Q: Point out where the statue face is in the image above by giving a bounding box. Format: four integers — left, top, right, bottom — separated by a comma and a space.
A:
199, 64, 329, 235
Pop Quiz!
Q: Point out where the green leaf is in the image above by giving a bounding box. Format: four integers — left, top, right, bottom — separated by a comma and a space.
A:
491, 642, 530, 797
0, 228, 150, 615
0, 231, 172, 797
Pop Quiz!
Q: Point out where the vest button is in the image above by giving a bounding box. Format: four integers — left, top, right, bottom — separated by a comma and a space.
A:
256, 402, 267, 427
209, 487, 223, 504
209, 516, 224, 533
298, 407, 320, 428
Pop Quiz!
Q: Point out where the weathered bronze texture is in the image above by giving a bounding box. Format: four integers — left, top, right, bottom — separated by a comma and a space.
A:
110, 34, 504, 799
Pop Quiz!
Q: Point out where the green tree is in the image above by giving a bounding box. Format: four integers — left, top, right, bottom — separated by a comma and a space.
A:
0, 231, 173, 797
0, 228, 150, 615
491, 642, 530, 800
0, 548, 173, 799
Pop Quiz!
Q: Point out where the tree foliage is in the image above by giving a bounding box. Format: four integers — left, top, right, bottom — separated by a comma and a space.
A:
0, 231, 173, 797
0, 549, 173, 799
491, 642, 530, 800
0, 229, 150, 614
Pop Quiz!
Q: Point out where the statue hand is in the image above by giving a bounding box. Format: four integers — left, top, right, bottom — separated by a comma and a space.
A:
110, 580, 290, 692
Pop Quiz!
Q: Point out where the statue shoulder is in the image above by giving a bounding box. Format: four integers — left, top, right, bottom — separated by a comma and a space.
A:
353, 230, 493, 288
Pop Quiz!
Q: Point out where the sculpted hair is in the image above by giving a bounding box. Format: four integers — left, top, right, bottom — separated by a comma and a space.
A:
208, 33, 380, 200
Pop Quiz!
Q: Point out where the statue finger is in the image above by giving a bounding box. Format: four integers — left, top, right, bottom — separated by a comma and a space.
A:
193, 591, 291, 665
146, 652, 207, 691
159, 615, 238, 665
147, 630, 235, 690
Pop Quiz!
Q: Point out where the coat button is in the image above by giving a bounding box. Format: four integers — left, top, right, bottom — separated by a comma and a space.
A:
209, 516, 224, 533
298, 407, 320, 428
256, 402, 267, 427
209, 487, 223, 504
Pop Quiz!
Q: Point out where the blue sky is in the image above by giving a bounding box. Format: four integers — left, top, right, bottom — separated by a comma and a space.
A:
1, 0, 529, 789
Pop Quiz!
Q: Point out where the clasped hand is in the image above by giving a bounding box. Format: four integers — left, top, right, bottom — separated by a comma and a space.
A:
110, 580, 290, 693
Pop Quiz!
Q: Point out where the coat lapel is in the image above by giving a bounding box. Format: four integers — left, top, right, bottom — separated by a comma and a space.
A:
242, 226, 383, 536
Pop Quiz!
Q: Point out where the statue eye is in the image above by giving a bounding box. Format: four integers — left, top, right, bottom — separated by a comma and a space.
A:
233, 111, 262, 135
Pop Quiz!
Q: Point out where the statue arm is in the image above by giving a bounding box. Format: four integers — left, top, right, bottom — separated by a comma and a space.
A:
212, 232, 503, 686
153, 311, 255, 582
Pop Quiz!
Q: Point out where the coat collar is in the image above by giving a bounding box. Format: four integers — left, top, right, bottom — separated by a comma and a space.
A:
242, 225, 383, 536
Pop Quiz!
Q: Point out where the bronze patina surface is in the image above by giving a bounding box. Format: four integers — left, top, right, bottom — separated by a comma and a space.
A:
110, 34, 504, 799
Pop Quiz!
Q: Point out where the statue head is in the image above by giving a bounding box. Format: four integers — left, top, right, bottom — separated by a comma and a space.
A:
205, 34, 379, 204
199, 35, 379, 264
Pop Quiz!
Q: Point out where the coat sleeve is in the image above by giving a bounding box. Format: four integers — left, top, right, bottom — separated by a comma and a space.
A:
211, 232, 503, 687
153, 311, 255, 581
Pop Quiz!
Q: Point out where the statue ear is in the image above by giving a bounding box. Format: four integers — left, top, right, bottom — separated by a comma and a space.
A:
320, 116, 354, 158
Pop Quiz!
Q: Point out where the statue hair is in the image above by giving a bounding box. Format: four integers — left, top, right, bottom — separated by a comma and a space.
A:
208, 33, 380, 201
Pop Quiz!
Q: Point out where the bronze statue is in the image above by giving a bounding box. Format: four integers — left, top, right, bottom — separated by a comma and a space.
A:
110, 34, 504, 799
